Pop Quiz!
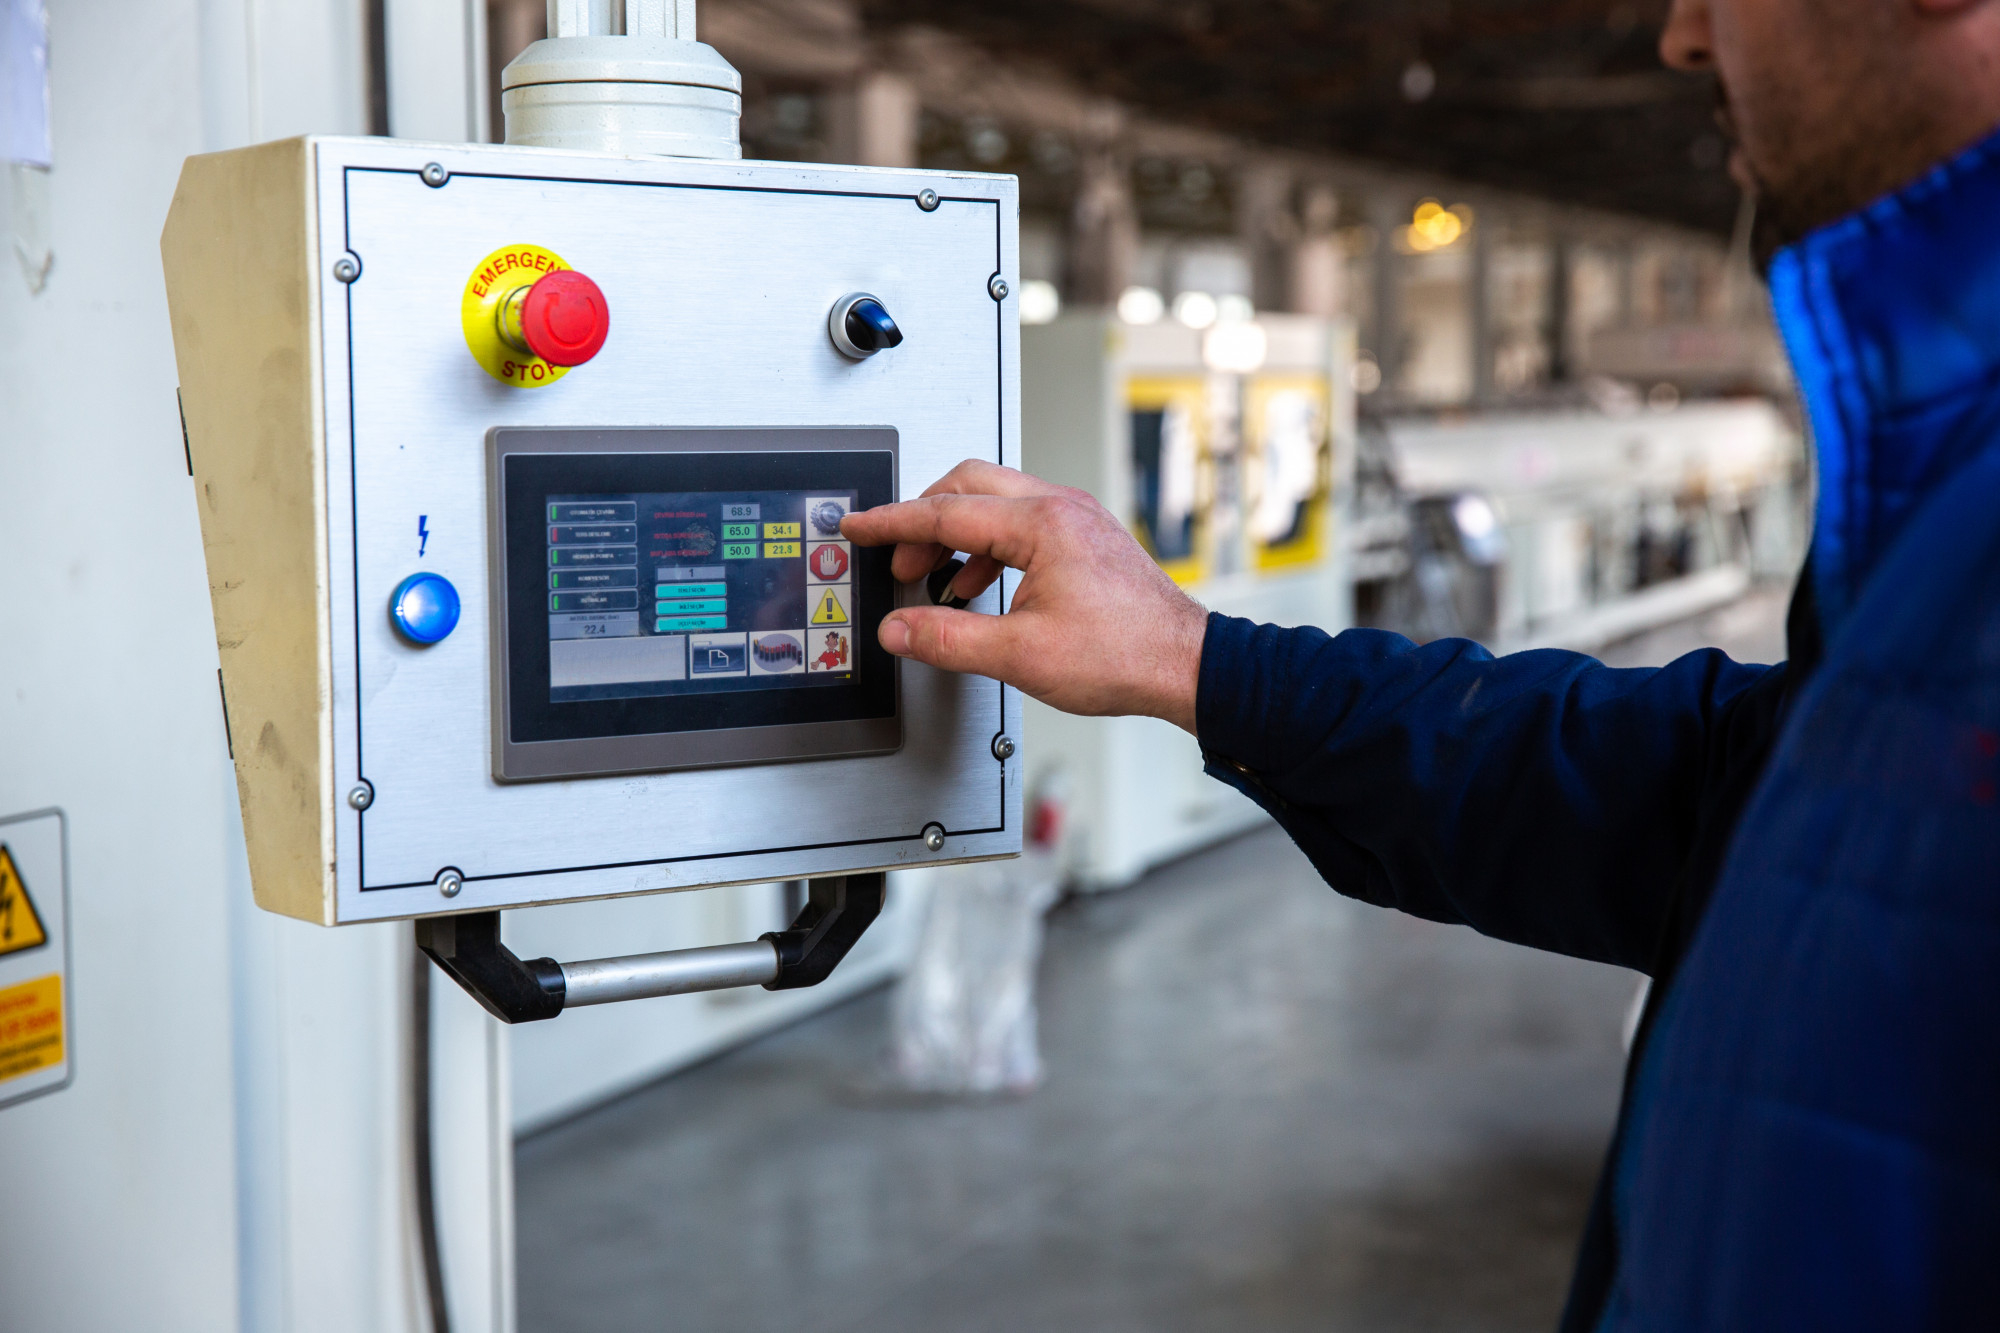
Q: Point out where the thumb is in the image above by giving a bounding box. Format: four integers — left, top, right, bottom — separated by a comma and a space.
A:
879, 606, 1025, 680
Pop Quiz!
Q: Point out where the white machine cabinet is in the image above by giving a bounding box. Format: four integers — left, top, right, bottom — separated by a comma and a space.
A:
1023, 313, 1356, 888
164, 138, 1022, 951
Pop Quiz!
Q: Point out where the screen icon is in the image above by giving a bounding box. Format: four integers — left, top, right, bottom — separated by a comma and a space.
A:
809, 629, 852, 673
808, 542, 849, 582
750, 631, 806, 675
810, 586, 851, 626
688, 633, 747, 677
806, 497, 851, 537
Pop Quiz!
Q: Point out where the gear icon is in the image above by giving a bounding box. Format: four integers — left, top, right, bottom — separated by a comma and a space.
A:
810, 500, 848, 536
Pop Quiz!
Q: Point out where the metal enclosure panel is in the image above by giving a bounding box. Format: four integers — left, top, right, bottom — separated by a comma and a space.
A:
312, 139, 1021, 922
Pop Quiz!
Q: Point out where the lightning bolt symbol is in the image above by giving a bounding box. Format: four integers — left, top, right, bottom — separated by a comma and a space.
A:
418, 515, 430, 558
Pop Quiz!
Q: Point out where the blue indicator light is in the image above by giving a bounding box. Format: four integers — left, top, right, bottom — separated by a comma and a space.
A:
390, 572, 461, 645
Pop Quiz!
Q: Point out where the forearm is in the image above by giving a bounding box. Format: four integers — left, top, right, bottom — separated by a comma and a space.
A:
1196, 615, 1787, 970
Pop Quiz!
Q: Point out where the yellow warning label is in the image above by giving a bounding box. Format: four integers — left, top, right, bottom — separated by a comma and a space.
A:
811, 587, 851, 626
0, 846, 48, 957
460, 242, 574, 389
0, 974, 62, 1083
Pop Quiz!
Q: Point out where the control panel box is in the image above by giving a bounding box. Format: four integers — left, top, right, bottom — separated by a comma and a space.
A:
163, 137, 1022, 925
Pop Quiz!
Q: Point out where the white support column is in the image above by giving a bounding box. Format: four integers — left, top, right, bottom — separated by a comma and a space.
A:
1067, 131, 1138, 308
386, 0, 491, 143
626, 0, 699, 40
1286, 183, 1346, 319
1236, 161, 1293, 313
548, 0, 616, 39
826, 70, 919, 168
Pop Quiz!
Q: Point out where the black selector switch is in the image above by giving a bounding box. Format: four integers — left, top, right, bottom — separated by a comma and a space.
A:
829, 292, 905, 359
928, 556, 971, 610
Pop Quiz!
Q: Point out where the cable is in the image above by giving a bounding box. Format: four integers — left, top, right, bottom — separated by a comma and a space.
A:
412, 950, 453, 1333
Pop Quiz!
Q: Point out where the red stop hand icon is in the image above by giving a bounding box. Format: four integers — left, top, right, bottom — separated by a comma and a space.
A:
809, 543, 849, 581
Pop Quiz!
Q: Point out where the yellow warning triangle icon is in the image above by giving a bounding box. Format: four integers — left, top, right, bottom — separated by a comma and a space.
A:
811, 586, 851, 626
0, 845, 49, 957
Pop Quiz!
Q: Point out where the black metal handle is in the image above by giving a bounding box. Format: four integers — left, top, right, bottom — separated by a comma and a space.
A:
415, 911, 565, 1024
760, 872, 886, 990
415, 872, 886, 1023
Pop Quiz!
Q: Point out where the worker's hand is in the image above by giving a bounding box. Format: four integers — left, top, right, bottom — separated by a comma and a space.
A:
841, 460, 1208, 733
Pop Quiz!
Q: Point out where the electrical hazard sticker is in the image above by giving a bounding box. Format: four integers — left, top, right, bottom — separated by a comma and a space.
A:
0, 847, 47, 958
0, 975, 63, 1084
0, 809, 69, 1109
810, 586, 852, 627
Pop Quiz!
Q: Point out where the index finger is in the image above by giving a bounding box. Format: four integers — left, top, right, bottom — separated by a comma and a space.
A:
841, 492, 1052, 576
847, 461, 1070, 583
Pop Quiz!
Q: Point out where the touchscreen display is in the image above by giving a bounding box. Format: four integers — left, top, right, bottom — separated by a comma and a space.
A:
495, 434, 898, 775
546, 489, 859, 703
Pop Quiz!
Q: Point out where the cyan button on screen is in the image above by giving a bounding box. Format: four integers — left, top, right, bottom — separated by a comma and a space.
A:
657, 615, 728, 632
655, 598, 726, 616
654, 582, 726, 598
390, 572, 461, 645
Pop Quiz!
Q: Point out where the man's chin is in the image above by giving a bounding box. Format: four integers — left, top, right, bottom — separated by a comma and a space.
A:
1728, 148, 1758, 195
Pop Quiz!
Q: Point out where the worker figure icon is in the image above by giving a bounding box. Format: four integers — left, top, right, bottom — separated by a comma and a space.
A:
810, 629, 850, 673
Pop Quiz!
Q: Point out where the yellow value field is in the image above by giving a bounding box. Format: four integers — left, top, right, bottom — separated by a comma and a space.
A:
763, 522, 801, 539
764, 541, 800, 559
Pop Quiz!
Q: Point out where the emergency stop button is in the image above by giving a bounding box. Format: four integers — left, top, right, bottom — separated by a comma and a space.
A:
461, 243, 609, 388
501, 269, 610, 367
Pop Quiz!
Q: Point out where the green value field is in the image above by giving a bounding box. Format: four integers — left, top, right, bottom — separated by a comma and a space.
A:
723, 543, 757, 560
656, 615, 728, 632
654, 582, 726, 598
722, 522, 758, 540
655, 598, 727, 617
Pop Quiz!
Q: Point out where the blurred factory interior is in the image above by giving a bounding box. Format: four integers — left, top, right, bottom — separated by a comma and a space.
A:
1, 1, 1807, 1330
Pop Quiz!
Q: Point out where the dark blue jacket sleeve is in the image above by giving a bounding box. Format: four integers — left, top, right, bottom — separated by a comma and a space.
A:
1195, 614, 1788, 972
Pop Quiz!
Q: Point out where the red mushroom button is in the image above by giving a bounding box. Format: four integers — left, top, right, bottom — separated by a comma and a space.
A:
517, 269, 610, 367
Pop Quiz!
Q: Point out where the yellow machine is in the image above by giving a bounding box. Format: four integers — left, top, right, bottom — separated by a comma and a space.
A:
1023, 312, 1355, 887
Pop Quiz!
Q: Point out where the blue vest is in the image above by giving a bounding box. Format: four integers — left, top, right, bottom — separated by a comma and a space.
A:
1194, 124, 2000, 1330
1594, 127, 2000, 1329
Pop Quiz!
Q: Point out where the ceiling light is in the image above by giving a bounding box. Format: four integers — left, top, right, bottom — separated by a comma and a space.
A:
1203, 321, 1268, 374
1117, 286, 1166, 325
1019, 280, 1061, 325
1172, 291, 1219, 329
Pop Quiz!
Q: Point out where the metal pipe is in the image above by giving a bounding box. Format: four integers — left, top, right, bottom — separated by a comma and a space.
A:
558, 940, 780, 1006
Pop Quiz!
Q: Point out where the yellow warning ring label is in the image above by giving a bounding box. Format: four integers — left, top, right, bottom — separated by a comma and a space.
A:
0, 974, 63, 1083
462, 243, 573, 389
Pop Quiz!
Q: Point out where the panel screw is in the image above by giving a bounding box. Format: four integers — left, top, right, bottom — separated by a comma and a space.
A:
437, 869, 464, 898
991, 734, 1016, 762
922, 823, 947, 852
347, 781, 374, 811
916, 188, 940, 212
988, 273, 1010, 302
419, 162, 449, 188
332, 253, 361, 283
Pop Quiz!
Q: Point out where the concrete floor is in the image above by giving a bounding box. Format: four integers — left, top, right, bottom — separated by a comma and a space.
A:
513, 587, 1791, 1333
518, 835, 1636, 1332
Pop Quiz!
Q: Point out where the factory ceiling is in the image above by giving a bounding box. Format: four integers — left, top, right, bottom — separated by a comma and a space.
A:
857, 0, 1740, 234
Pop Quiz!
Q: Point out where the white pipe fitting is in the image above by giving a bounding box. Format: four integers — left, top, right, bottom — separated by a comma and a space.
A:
503, 2, 742, 159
